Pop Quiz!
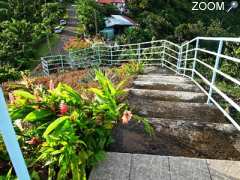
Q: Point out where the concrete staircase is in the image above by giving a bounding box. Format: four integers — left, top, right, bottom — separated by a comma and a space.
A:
108, 67, 240, 157
129, 67, 225, 122
90, 67, 240, 179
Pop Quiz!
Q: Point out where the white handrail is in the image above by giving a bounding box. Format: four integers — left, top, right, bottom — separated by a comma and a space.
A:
41, 37, 240, 130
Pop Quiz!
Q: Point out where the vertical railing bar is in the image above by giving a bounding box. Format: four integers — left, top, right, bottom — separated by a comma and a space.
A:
110, 46, 113, 66
184, 43, 189, 75
0, 89, 31, 180
60, 55, 64, 71
177, 46, 183, 73
137, 43, 141, 62
162, 41, 166, 67
97, 46, 101, 64
191, 38, 199, 79
69, 51, 74, 69
207, 40, 224, 104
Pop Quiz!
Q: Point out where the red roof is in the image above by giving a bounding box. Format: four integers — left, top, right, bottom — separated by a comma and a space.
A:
97, 0, 125, 4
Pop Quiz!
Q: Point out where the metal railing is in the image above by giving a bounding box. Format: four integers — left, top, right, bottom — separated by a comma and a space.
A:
41, 37, 240, 130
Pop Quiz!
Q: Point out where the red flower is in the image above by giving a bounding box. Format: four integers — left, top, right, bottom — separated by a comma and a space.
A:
59, 100, 68, 115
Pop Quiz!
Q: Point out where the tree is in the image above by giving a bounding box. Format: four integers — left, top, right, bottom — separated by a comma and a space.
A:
76, 0, 105, 35
174, 21, 205, 42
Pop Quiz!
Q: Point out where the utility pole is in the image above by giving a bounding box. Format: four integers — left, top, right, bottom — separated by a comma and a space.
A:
94, 10, 98, 35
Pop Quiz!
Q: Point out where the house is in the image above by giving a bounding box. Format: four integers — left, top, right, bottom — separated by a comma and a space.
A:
100, 15, 137, 40
96, 0, 126, 13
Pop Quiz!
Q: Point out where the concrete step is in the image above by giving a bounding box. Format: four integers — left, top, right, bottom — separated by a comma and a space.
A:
109, 120, 240, 160
128, 98, 225, 123
143, 66, 175, 75
133, 81, 201, 92
136, 75, 191, 84
90, 153, 240, 180
149, 117, 237, 137
129, 89, 207, 103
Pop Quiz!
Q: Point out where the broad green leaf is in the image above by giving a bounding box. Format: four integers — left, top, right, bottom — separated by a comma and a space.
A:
89, 88, 104, 98
43, 116, 69, 138
13, 90, 36, 100
24, 109, 53, 122
9, 107, 33, 120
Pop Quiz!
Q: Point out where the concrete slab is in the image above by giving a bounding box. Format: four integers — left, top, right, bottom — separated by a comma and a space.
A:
133, 81, 201, 92
207, 159, 240, 180
129, 89, 207, 103
128, 98, 225, 123
90, 153, 240, 180
130, 154, 170, 180
169, 156, 211, 180
89, 152, 131, 180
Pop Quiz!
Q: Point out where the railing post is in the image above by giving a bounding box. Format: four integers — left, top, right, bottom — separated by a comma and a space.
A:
137, 44, 141, 62
41, 58, 49, 76
0, 89, 31, 180
110, 46, 113, 66
69, 52, 74, 69
177, 46, 183, 73
184, 43, 189, 75
46, 60, 49, 76
41, 58, 46, 76
191, 38, 199, 79
207, 40, 224, 104
97, 46, 101, 64
60, 55, 64, 70
162, 41, 166, 67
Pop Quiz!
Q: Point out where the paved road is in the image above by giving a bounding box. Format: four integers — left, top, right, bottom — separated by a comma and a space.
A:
51, 4, 79, 55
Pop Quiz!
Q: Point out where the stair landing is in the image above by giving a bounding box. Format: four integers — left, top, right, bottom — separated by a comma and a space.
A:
90, 152, 240, 180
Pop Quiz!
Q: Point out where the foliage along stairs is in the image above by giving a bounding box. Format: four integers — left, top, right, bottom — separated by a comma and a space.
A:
90, 66, 240, 180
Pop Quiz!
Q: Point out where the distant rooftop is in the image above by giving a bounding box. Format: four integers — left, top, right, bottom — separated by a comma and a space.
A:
96, 0, 125, 4
105, 15, 136, 27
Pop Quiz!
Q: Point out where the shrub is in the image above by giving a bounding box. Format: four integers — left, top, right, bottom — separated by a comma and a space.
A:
7, 69, 152, 179
0, 65, 22, 83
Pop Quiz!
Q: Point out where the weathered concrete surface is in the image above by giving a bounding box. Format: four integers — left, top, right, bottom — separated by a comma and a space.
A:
207, 159, 240, 180
133, 81, 201, 92
129, 98, 225, 123
129, 89, 207, 103
136, 75, 192, 84
143, 66, 174, 75
130, 154, 170, 180
90, 153, 240, 180
109, 121, 240, 160
169, 156, 211, 180
89, 152, 131, 180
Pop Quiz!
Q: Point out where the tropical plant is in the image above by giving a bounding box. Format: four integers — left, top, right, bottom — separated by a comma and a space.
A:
6, 70, 152, 179
113, 61, 145, 79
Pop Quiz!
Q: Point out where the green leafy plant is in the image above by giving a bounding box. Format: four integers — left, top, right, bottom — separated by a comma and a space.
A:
113, 61, 145, 80
6, 69, 153, 179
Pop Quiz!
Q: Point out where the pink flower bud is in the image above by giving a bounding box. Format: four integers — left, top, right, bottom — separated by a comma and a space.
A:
8, 92, 15, 104
26, 137, 40, 145
49, 80, 54, 90
59, 100, 68, 115
121, 110, 132, 124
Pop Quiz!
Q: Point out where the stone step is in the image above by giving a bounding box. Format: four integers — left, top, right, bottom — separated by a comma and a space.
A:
149, 117, 237, 137
133, 81, 201, 92
128, 98, 225, 123
129, 89, 207, 103
109, 120, 240, 160
90, 153, 240, 180
136, 75, 191, 84
143, 66, 175, 75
